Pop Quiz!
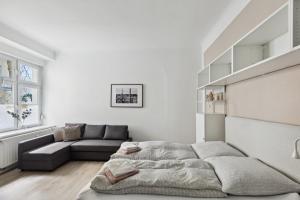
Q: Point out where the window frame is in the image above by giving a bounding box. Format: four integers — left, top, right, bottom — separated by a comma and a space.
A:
0, 55, 43, 133
0, 54, 17, 132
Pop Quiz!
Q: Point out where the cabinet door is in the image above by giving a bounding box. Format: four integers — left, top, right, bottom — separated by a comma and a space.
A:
196, 113, 205, 142
205, 114, 225, 141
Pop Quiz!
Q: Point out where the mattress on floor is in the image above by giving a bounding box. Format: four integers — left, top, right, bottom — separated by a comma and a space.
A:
76, 183, 300, 200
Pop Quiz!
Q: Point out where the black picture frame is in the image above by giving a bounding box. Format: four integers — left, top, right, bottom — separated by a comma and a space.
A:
110, 84, 143, 108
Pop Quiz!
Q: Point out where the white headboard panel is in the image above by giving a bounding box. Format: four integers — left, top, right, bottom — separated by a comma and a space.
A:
226, 117, 300, 183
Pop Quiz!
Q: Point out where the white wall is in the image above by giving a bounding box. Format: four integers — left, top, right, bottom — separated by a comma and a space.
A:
43, 48, 200, 143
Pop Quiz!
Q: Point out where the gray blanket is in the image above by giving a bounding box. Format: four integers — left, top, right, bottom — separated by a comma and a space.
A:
111, 141, 198, 160
90, 159, 226, 198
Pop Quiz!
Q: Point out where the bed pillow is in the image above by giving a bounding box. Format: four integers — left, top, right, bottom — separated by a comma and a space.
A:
83, 125, 106, 139
192, 141, 245, 159
206, 156, 300, 196
65, 123, 86, 137
63, 126, 81, 141
53, 128, 65, 142
103, 125, 128, 140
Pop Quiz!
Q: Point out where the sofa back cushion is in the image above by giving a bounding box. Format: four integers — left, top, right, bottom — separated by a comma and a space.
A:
63, 126, 81, 141
103, 125, 128, 140
65, 123, 86, 137
83, 125, 106, 139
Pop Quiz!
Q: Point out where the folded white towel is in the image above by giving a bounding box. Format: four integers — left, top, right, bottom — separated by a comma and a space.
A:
107, 160, 137, 177
122, 143, 139, 150
126, 146, 139, 149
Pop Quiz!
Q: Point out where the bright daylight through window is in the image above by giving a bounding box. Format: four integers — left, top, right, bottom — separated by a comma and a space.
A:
0, 53, 42, 132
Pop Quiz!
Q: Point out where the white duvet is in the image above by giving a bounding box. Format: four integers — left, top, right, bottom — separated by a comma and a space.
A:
90, 159, 226, 198
111, 141, 198, 160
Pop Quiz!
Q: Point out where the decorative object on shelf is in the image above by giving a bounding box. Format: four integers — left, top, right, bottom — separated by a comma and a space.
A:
206, 91, 214, 102
216, 92, 224, 101
111, 84, 143, 108
203, 87, 226, 114
206, 91, 224, 102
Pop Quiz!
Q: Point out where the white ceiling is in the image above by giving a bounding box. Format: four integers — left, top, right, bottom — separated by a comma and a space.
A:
0, 0, 245, 52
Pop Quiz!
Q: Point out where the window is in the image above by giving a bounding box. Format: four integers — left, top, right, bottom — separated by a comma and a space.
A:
0, 54, 42, 132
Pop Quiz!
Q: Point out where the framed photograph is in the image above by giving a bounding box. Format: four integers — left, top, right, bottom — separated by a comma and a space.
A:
111, 84, 143, 108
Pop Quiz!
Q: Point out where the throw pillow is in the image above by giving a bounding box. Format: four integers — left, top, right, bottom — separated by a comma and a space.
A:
65, 123, 86, 137
63, 126, 81, 141
53, 128, 65, 142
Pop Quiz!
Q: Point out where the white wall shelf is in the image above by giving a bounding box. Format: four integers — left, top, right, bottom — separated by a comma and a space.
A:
210, 45, 300, 86
210, 49, 232, 82
196, 86, 226, 114
234, 5, 289, 72
197, 66, 209, 88
197, 1, 300, 89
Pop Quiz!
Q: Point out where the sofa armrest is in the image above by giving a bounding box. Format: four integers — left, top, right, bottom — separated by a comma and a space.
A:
18, 134, 54, 168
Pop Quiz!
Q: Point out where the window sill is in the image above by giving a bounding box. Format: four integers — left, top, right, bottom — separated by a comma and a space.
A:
0, 125, 56, 140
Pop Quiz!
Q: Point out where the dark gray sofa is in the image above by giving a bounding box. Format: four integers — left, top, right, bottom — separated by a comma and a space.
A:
18, 124, 131, 171
70, 140, 124, 160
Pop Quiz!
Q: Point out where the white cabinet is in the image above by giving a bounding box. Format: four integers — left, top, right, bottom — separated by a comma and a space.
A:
196, 1, 300, 89
196, 113, 225, 142
196, 86, 226, 142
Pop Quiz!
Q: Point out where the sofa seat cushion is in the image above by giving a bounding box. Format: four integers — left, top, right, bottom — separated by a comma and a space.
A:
22, 142, 74, 161
71, 140, 123, 152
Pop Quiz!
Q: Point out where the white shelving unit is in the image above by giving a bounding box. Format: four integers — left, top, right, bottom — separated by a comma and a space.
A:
196, 86, 225, 142
196, 89, 204, 114
293, 0, 300, 47
197, 66, 209, 88
204, 86, 226, 114
210, 49, 232, 82
234, 5, 289, 72
196, 0, 300, 143
196, 86, 226, 115
197, 1, 300, 89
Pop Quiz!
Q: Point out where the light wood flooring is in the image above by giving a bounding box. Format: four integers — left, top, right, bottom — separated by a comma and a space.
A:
0, 161, 103, 200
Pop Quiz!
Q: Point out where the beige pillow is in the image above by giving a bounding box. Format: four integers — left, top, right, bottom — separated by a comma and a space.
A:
192, 141, 245, 159
63, 126, 81, 141
53, 128, 65, 142
206, 156, 300, 195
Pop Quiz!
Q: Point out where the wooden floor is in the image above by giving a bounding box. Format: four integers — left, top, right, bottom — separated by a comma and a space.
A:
0, 161, 103, 200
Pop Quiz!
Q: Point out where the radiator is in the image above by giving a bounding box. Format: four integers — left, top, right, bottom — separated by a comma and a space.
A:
0, 127, 55, 169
